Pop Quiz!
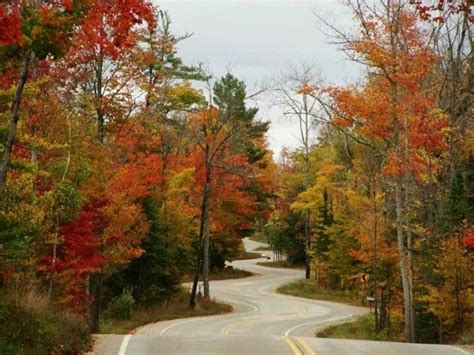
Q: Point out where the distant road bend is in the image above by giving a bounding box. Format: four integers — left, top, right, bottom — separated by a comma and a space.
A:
92, 238, 471, 355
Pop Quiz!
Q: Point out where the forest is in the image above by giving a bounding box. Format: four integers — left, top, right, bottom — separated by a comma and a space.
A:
0, 0, 472, 353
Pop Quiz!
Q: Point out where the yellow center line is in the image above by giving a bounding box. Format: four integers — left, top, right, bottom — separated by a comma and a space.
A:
294, 337, 316, 355
282, 336, 303, 355
220, 317, 258, 335
220, 315, 289, 336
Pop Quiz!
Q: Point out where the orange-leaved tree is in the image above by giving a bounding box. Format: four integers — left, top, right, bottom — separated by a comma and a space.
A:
328, 2, 448, 342
0, 0, 90, 196
187, 74, 269, 308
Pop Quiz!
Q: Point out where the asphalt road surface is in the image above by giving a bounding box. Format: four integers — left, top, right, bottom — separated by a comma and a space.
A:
91, 238, 471, 355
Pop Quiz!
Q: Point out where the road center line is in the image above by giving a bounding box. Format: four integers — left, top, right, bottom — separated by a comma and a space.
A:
159, 317, 205, 336
160, 298, 258, 336
284, 313, 355, 336
282, 336, 303, 355
218, 296, 259, 313
117, 334, 131, 355
295, 337, 316, 355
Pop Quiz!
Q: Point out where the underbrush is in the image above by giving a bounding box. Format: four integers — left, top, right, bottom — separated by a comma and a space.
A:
457, 327, 474, 345
317, 313, 404, 342
0, 289, 91, 354
101, 289, 232, 334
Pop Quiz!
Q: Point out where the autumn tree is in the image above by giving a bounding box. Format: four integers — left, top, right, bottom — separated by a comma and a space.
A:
65, 0, 154, 143
0, 0, 89, 196
424, 236, 474, 342
141, 9, 207, 113
318, 0, 450, 342
188, 74, 268, 308
273, 64, 326, 279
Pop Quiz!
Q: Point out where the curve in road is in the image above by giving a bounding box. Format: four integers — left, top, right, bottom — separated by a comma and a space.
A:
92, 238, 471, 355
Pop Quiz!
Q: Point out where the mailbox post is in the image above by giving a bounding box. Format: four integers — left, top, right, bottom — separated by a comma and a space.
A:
366, 296, 375, 313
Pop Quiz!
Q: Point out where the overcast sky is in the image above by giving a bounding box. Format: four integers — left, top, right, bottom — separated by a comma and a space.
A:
158, 0, 361, 157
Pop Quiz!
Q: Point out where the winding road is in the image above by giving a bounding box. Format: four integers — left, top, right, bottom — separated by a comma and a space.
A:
92, 238, 471, 355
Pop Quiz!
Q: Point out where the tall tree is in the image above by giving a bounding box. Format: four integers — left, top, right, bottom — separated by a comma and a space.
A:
189, 74, 267, 308
0, 0, 88, 197
274, 64, 325, 279
327, 1, 448, 342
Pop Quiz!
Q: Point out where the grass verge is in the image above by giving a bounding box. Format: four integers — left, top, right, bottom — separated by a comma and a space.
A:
183, 267, 253, 282
317, 313, 404, 342
457, 327, 474, 345
233, 251, 263, 260
276, 279, 360, 306
100, 297, 232, 334
206, 267, 254, 280
249, 232, 268, 243
252, 246, 272, 251
0, 289, 91, 354
257, 261, 304, 269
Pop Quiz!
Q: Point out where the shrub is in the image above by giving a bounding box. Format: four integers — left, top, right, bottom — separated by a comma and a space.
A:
0, 289, 91, 354
107, 289, 135, 320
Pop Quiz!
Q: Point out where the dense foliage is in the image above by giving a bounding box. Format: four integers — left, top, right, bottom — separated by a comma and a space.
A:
0, 1, 275, 352
266, 0, 473, 344
0, 0, 472, 351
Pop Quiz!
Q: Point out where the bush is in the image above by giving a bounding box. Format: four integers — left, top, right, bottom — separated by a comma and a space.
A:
0, 289, 91, 354
457, 329, 474, 345
107, 289, 135, 320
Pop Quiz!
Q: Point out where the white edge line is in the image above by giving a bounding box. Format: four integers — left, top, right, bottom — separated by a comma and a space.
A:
450, 346, 472, 355
117, 334, 131, 355
284, 313, 355, 336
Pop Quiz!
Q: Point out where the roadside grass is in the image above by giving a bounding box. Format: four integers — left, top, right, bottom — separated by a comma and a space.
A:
319, 313, 473, 345
100, 295, 232, 334
252, 246, 272, 251
317, 313, 404, 342
182, 267, 253, 282
457, 327, 474, 345
233, 251, 262, 260
257, 261, 304, 270
0, 289, 91, 354
249, 232, 267, 243
276, 279, 361, 306
205, 267, 254, 280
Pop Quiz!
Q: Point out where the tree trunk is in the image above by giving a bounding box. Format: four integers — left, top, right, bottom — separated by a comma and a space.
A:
396, 180, 414, 343
202, 161, 212, 299
304, 211, 311, 279
96, 55, 105, 144
372, 181, 379, 333
202, 209, 210, 298
0, 50, 33, 197
188, 255, 202, 309
388, 7, 415, 337
97, 110, 105, 144
89, 273, 102, 333
189, 146, 212, 308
